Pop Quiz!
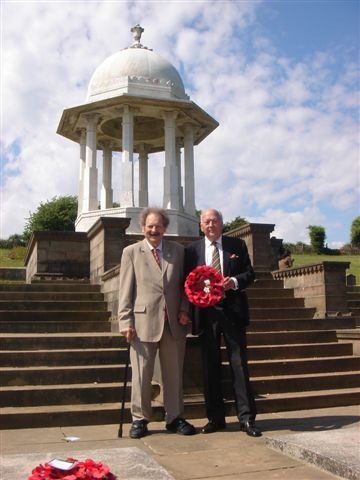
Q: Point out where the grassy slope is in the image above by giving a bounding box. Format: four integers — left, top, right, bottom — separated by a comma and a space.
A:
0, 247, 27, 268
293, 253, 359, 281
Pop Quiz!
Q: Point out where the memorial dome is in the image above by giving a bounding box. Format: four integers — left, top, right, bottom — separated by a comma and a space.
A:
87, 25, 188, 102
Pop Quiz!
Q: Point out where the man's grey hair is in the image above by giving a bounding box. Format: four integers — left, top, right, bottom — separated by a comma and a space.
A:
200, 208, 223, 223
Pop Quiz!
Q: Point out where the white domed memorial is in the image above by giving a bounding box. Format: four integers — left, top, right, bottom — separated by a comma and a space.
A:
57, 25, 218, 235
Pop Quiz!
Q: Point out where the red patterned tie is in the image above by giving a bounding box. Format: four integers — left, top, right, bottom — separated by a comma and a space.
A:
153, 248, 161, 268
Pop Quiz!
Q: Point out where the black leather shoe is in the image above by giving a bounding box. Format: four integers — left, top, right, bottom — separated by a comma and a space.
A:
166, 417, 196, 435
129, 419, 148, 439
240, 420, 262, 437
201, 419, 226, 434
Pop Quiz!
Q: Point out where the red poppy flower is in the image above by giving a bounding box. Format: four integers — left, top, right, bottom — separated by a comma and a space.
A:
185, 265, 224, 307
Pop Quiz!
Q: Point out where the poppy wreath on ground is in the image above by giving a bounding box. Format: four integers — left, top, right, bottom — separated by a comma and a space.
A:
184, 265, 224, 307
27, 457, 117, 480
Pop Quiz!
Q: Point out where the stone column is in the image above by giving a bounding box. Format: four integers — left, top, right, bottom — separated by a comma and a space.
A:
175, 141, 184, 211
120, 105, 134, 207
100, 143, 113, 209
227, 223, 275, 272
78, 129, 86, 215
183, 124, 196, 215
83, 113, 99, 212
162, 110, 180, 209
138, 144, 149, 207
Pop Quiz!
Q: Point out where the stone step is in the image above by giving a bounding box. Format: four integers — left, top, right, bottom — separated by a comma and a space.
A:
0, 343, 353, 369
251, 371, 360, 395
0, 349, 124, 367
248, 355, 360, 376
247, 342, 353, 360
250, 307, 316, 319
0, 298, 310, 314
1, 333, 124, 350
248, 317, 357, 331
1, 329, 340, 349
0, 301, 109, 311
1, 388, 359, 430
0, 291, 105, 301
2, 371, 359, 408
3, 356, 360, 387
0, 320, 112, 333
0, 283, 100, 292
0, 310, 111, 323
251, 279, 284, 289
248, 297, 305, 308
247, 288, 295, 298
0, 277, 358, 431
247, 330, 338, 345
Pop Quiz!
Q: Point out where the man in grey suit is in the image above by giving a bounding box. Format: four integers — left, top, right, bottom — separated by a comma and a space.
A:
118, 207, 196, 438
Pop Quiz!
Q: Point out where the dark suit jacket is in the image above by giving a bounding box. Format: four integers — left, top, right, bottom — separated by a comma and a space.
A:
185, 235, 255, 335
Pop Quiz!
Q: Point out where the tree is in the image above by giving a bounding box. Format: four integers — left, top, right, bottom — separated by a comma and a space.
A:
307, 225, 326, 254
351, 216, 360, 246
223, 216, 247, 233
23, 196, 78, 241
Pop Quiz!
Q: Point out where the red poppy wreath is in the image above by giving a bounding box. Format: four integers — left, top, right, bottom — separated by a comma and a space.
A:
28, 457, 117, 480
184, 265, 224, 307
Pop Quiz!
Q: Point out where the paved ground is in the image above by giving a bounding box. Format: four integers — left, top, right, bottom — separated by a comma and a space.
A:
1, 405, 359, 480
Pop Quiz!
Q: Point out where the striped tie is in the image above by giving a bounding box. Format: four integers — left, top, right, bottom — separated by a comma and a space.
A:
211, 242, 221, 273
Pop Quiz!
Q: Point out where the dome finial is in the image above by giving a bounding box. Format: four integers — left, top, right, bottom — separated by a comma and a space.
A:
130, 24, 144, 48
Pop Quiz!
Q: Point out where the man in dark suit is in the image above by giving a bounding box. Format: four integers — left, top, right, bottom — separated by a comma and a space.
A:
185, 208, 261, 437
118, 207, 196, 438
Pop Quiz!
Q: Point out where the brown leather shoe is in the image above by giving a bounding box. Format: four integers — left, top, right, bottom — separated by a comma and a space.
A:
201, 420, 226, 434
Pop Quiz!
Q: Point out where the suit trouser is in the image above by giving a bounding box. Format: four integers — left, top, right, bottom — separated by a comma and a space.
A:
200, 307, 257, 422
130, 322, 186, 424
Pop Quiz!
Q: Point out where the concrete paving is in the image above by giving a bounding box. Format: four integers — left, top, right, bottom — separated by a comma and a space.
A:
1, 405, 359, 480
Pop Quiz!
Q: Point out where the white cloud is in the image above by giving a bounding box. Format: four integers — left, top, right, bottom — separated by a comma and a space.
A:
1, 0, 358, 248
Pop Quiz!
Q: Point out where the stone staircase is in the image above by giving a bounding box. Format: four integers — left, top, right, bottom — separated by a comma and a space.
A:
1, 279, 359, 429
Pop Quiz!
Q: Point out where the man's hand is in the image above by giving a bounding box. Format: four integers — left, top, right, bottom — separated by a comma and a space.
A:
223, 277, 236, 291
178, 310, 191, 325
120, 327, 135, 343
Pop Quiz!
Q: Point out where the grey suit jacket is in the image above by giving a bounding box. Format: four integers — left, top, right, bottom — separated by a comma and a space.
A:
118, 239, 189, 342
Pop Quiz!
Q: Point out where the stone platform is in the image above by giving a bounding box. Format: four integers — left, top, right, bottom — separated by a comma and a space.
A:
1, 406, 359, 480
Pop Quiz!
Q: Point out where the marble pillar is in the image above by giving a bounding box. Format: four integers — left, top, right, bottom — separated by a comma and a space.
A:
83, 114, 99, 212
120, 105, 135, 207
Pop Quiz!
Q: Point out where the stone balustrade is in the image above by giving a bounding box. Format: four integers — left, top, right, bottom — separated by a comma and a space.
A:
272, 261, 351, 317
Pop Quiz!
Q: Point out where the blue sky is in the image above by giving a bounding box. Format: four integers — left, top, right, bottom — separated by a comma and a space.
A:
1, 0, 359, 247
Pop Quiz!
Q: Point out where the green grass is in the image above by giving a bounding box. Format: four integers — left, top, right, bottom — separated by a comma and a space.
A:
293, 253, 360, 282
0, 247, 27, 268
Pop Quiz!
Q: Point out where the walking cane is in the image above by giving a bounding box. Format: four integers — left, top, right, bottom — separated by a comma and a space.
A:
118, 342, 130, 438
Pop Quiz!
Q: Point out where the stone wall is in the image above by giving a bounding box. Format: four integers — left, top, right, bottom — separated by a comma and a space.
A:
0, 268, 26, 281
87, 217, 142, 284
24, 231, 90, 282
